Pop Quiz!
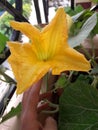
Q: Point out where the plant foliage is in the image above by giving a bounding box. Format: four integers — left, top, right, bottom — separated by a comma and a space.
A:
0, 33, 9, 53
59, 76, 98, 130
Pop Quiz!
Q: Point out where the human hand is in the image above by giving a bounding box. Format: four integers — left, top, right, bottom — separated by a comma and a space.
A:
20, 80, 57, 130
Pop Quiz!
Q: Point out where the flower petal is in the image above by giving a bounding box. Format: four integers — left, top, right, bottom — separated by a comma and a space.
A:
41, 8, 68, 58
7, 42, 51, 94
8, 42, 38, 63
10, 21, 40, 43
66, 14, 73, 31
51, 47, 91, 75
16, 62, 50, 94
9, 59, 50, 94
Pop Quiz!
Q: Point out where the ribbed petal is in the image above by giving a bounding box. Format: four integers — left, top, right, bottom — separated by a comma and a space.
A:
41, 8, 68, 58
8, 42, 51, 94
8, 42, 38, 63
52, 47, 91, 75
16, 62, 50, 94
10, 21, 41, 43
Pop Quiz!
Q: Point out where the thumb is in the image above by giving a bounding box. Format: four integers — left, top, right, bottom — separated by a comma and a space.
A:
43, 117, 57, 130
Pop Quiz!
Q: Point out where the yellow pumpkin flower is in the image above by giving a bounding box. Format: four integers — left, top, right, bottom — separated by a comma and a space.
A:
8, 8, 91, 94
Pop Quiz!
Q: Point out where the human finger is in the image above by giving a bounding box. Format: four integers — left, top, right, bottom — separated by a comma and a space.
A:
22, 86, 33, 108
43, 117, 57, 130
28, 79, 42, 108
22, 79, 42, 113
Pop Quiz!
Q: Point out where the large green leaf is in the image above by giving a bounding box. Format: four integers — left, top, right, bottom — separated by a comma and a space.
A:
0, 33, 9, 53
59, 77, 98, 130
68, 13, 97, 48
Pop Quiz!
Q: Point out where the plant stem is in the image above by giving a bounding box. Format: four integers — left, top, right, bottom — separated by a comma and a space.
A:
42, 100, 59, 114
68, 71, 74, 81
80, 44, 97, 66
45, 72, 49, 91
90, 38, 95, 58
41, 73, 49, 93
91, 76, 98, 88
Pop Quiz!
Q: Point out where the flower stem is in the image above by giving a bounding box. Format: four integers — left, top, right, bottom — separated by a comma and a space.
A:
42, 100, 59, 114
91, 76, 98, 88
80, 44, 97, 67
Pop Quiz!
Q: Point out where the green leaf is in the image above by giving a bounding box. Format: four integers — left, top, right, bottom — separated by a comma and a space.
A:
59, 77, 98, 130
68, 13, 97, 48
75, 5, 84, 13
90, 14, 98, 36
0, 33, 9, 53
1, 103, 22, 123
91, 0, 98, 3
64, 5, 84, 16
